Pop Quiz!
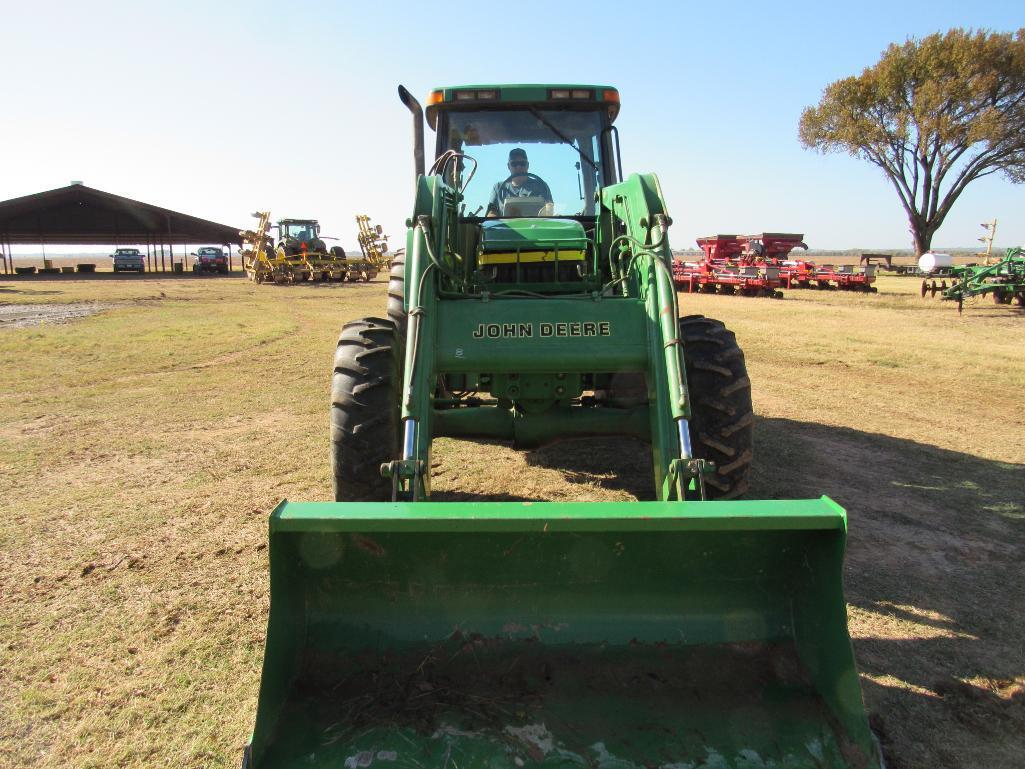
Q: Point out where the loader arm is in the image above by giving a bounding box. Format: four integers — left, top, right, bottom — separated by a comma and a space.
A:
598, 174, 704, 498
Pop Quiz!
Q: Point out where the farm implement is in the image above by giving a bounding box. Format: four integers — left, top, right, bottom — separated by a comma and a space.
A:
243, 83, 880, 769
921, 247, 1025, 309
816, 263, 878, 292
673, 233, 877, 295
241, 213, 388, 284
355, 213, 394, 269
672, 234, 784, 297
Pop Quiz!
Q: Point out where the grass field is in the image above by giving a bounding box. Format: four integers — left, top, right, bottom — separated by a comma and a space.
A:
1, 274, 1022, 769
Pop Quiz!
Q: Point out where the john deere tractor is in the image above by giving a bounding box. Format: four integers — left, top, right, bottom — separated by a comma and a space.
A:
244, 85, 879, 769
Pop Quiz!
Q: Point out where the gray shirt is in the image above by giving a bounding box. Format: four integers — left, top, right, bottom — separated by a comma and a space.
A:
487, 176, 553, 216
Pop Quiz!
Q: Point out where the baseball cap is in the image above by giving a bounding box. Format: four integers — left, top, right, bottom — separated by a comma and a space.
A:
508, 148, 528, 161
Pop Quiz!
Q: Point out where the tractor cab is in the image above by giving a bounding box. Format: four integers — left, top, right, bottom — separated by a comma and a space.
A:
277, 219, 324, 255
420, 85, 622, 290
427, 86, 620, 219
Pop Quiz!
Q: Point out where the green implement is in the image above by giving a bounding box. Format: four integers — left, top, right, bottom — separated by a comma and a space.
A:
921, 246, 1025, 309
243, 83, 879, 769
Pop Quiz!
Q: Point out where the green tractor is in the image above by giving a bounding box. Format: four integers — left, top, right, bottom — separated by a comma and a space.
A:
276, 219, 326, 256
243, 85, 879, 769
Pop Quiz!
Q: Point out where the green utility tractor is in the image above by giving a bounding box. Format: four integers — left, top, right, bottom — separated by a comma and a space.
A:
275, 218, 343, 259
244, 85, 879, 769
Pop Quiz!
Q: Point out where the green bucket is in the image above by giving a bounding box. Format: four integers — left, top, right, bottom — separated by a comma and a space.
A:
245, 498, 877, 769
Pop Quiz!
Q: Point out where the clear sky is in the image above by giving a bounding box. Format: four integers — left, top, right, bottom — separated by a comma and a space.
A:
2, 0, 1023, 253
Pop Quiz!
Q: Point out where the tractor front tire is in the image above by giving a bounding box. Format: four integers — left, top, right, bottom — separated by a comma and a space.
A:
330, 318, 401, 502
679, 315, 754, 499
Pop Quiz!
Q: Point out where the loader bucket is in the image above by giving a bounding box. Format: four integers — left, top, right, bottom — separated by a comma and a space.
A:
245, 498, 878, 769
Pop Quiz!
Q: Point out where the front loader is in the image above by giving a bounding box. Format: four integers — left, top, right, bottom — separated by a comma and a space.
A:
244, 84, 879, 769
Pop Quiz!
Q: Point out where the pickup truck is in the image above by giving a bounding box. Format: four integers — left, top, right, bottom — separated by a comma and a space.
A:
192, 246, 229, 274
111, 248, 145, 273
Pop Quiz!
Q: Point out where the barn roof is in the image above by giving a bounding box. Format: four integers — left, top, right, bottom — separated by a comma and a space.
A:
0, 184, 241, 245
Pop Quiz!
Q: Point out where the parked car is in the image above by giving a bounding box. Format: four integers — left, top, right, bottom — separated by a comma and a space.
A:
192, 246, 229, 274
111, 248, 145, 273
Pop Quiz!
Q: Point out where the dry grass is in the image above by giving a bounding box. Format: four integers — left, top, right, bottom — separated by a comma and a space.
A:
0, 274, 1022, 768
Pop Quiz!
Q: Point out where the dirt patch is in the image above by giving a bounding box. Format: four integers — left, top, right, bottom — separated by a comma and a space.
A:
0, 302, 111, 329
285, 638, 864, 768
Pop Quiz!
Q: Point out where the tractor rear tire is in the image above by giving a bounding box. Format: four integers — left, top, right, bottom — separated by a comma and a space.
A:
606, 315, 753, 499
387, 251, 407, 340
330, 318, 401, 502
678, 314, 753, 499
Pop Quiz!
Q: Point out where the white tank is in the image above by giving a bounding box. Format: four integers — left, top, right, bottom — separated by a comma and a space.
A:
918, 252, 953, 273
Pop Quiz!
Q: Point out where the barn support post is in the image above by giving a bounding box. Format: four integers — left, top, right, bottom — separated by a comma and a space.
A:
165, 214, 173, 274
35, 213, 45, 270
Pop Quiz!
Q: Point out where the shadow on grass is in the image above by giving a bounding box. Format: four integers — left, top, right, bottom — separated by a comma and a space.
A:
755, 417, 1024, 769
525, 436, 655, 500
257, 279, 384, 289
516, 417, 1023, 520
431, 489, 533, 502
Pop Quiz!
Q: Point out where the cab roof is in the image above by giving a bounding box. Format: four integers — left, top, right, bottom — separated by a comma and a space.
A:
425, 84, 620, 128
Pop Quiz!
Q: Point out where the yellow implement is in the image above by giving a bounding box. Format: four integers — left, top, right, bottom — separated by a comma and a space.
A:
240, 212, 290, 283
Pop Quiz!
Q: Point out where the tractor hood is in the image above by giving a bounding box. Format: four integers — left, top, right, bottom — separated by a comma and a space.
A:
480, 218, 588, 253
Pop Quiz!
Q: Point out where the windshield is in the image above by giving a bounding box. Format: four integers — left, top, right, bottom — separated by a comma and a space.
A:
198, 248, 221, 256
437, 108, 607, 218
282, 223, 317, 241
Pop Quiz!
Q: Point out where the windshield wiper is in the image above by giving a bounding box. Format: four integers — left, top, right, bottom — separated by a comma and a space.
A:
527, 107, 599, 173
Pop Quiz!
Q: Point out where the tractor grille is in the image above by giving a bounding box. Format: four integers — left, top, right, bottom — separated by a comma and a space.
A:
489, 261, 583, 283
